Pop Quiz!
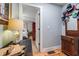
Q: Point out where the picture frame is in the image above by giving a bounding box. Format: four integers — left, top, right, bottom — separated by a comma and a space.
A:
0, 3, 9, 20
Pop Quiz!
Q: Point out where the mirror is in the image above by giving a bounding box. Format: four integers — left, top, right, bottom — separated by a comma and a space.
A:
67, 16, 78, 30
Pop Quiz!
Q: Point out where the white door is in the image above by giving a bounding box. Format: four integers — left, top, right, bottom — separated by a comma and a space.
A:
36, 10, 40, 51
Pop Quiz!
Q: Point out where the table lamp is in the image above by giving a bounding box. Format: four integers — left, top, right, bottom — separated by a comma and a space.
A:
8, 19, 23, 43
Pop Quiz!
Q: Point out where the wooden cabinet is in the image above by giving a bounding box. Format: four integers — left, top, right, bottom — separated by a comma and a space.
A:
62, 15, 79, 56
61, 36, 79, 56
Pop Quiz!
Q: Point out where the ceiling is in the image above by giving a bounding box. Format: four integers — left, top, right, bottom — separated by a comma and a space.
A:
51, 3, 66, 6
56, 3, 66, 6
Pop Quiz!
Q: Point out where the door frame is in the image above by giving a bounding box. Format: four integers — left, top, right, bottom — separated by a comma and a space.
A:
23, 4, 43, 52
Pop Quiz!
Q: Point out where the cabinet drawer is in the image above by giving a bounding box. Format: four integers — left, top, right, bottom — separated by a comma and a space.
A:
62, 36, 75, 43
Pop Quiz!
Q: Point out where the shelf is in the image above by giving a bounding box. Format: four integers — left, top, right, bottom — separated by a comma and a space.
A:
0, 16, 8, 25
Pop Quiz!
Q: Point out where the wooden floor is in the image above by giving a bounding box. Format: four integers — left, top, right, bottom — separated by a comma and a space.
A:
29, 35, 65, 56
33, 48, 66, 56
32, 41, 65, 56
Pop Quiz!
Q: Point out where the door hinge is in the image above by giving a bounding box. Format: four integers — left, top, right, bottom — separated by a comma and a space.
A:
38, 13, 40, 15
39, 43, 40, 46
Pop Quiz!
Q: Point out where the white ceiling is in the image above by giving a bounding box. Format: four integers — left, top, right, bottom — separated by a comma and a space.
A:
56, 3, 66, 6
51, 3, 66, 6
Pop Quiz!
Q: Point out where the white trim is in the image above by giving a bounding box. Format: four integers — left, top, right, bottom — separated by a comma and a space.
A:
41, 45, 61, 52
19, 4, 23, 19
40, 7, 43, 52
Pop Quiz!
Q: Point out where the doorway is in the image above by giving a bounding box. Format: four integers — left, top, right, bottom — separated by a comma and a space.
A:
32, 22, 36, 41
22, 4, 40, 52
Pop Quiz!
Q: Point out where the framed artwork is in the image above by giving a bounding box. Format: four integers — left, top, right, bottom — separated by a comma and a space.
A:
0, 3, 12, 25
0, 3, 10, 20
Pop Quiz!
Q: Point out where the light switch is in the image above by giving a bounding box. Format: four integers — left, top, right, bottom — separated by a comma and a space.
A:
48, 26, 50, 29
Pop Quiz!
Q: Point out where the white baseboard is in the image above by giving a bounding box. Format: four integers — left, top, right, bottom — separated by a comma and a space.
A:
41, 45, 61, 52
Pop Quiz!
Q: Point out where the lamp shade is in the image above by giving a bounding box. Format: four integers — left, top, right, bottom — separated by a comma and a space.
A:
8, 19, 23, 31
